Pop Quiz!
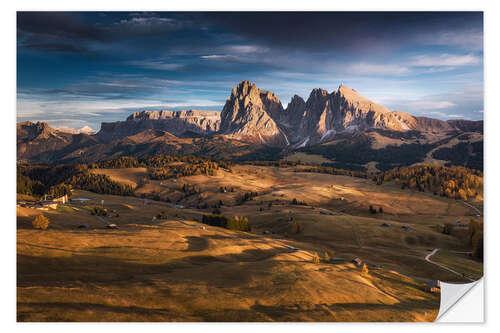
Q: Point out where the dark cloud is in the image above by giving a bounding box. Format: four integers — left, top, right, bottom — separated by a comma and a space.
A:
16, 12, 483, 56
19, 41, 88, 53
17, 12, 104, 41
200, 12, 483, 52
17, 12, 483, 127
17, 12, 106, 53
16, 12, 199, 54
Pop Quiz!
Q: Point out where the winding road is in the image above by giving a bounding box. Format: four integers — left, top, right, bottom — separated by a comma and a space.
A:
425, 248, 474, 282
460, 200, 482, 217
155, 215, 476, 284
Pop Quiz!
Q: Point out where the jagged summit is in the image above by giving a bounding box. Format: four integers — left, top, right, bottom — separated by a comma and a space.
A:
19, 80, 481, 162
217, 80, 480, 147
336, 85, 391, 114
16, 80, 483, 164
219, 80, 287, 145
17, 121, 65, 141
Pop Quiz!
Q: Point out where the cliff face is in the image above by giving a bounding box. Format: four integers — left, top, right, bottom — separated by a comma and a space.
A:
216, 80, 483, 147
270, 85, 422, 147
126, 110, 220, 122
17, 80, 484, 164
219, 80, 288, 145
96, 110, 220, 142
92, 81, 482, 148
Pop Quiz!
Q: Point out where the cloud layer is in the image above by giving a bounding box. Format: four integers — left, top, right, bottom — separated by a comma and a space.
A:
17, 12, 483, 130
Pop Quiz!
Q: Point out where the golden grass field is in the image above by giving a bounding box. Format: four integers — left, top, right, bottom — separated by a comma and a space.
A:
17, 165, 483, 322
283, 152, 333, 165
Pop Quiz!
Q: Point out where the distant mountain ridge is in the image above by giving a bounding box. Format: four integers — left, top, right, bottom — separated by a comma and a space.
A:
56, 125, 96, 135
96, 109, 220, 142
217, 80, 481, 147
17, 80, 483, 170
89, 80, 481, 147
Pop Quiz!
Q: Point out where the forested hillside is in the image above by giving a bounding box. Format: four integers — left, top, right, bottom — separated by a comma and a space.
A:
373, 164, 483, 201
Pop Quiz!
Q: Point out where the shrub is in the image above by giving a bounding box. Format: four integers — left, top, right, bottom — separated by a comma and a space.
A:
227, 216, 251, 232
323, 252, 331, 263
312, 252, 320, 264
202, 214, 230, 228
156, 211, 168, 219
32, 215, 50, 229
290, 221, 303, 234
468, 219, 483, 245
90, 206, 108, 216
291, 198, 307, 205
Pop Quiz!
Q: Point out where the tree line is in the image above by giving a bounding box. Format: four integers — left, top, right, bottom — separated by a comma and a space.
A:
17, 163, 133, 198
201, 214, 251, 232
149, 161, 220, 180
91, 155, 233, 171
373, 164, 483, 201
90, 155, 233, 181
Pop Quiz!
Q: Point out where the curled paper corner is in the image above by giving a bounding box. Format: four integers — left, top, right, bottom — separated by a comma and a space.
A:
436, 278, 484, 322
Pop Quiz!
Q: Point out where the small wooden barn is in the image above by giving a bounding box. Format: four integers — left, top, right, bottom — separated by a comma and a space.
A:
351, 258, 363, 267
426, 280, 441, 293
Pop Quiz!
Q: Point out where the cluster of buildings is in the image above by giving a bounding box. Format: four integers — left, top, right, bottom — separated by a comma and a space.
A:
16, 194, 69, 210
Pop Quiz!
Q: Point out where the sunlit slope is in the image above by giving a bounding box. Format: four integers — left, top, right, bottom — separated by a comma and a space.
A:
18, 216, 438, 322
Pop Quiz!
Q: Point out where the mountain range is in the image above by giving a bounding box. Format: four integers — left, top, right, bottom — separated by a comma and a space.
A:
17, 80, 483, 171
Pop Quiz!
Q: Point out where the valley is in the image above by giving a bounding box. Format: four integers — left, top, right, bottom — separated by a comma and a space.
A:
17, 163, 483, 321
16, 80, 483, 322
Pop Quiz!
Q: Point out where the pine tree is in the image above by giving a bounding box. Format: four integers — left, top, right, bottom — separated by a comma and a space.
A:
32, 215, 50, 229
312, 252, 320, 264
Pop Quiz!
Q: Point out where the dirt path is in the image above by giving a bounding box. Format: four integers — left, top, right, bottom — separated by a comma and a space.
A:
163, 218, 452, 285
425, 248, 474, 282
460, 200, 482, 216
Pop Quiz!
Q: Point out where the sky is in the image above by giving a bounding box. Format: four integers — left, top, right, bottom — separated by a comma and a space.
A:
17, 12, 484, 131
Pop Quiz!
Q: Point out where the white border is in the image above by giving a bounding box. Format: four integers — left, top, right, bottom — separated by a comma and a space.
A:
2, 1, 499, 331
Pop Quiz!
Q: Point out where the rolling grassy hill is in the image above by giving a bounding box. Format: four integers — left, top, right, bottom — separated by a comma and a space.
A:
17, 163, 483, 321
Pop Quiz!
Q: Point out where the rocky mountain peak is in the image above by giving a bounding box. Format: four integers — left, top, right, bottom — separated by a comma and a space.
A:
17, 121, 61, 141
220, 81, 286, 145
281, 95, 306, 136
335, 85, 391, 114
230, 80, 258, 99
56, 125, 96, 135
290, 94, 305, 105
309, 88, 329, 99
